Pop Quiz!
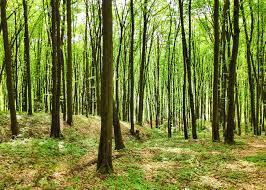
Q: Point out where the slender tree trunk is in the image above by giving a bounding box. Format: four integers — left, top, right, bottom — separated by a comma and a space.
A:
97, 0, 113, 174
240, 0, 257, 135
1, 0, 18, 137
155, 35, 160, 128
14, 12, 19, 111
113, 4, 125, 150
167, 12, 173, 138
220, 0, 230, 137
235, 83, 241, 135
85, 0, 90, 116
137, 0, 148, 125
187, 0, 197, 139
129, 0, 135, 134
225, 0, 240, 144
23, 0, 32, 115
178, 0, 190, 139
50, 0, 61, 138
61, 0, 66, 121
66, 0, 73, 125
212, 0, 220, 141
113, 100, 125, 150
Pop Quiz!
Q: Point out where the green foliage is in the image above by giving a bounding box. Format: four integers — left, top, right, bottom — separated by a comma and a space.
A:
220, 170, 248, 183
245, 153, 266, 166
102, 168, 148, 190
178, 167, 198, 182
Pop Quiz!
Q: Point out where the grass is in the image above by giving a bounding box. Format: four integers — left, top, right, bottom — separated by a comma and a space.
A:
244, 153, 266, 166
0, 112, 265, 189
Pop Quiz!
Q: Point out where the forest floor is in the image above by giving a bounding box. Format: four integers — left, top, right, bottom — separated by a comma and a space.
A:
0, 112, 265, 190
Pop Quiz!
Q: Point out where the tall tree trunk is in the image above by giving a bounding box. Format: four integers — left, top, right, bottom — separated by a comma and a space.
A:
137, 0, 148, 125
66, 0, 73, 125
1, 0, 18, 137
167, 11, 173, 138
97, 0, 113, 174
225, 0, 240, 144
23, 0, 32, 115
113, 3, 125, 150
212, 0, 220, 141
50, 0, 61, 138
14, 12, 19, 111
178, 0, 191, 139
129, 0, 135, 134
220, 0, 230, 137
61, 0, 66, 121
240, 0, 257, 135
155, 35, 160, 128
187, 0, 197, 139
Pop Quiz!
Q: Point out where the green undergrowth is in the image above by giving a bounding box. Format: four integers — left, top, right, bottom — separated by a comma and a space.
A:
0, 112, 265, 189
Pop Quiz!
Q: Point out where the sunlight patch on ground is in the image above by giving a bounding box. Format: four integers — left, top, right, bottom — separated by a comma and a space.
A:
199, 175, 224, 189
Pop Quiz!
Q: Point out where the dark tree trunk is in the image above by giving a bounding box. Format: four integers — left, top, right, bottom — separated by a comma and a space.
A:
1, 0, 18, 137
240, 0, 257, 135
61, 0, 66, 121
225, 0, 240, 144
220, 0, 230, 137
97, 0, 113, 174
235, 83, 241, 135
113, 3, 125, 150
137, 0, 148, 125
187, 0, 197, 139
66, 0, 73, 125
50, 0, 61, 138
129, 0, 135, 134
212, 0, 220, 141
113, 100, 125, 150
85, 0, 90, 116
155, 35, 160, 128
178, 0, 190, 139
167, 12, 173, 138
23, 0, 32, 115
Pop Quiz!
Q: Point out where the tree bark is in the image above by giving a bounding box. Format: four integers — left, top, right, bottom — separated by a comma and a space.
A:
66, 0, 73, 125
50, 0, 61, 138
137, 0, 148, 125
129, 0, 135, 134
113, 100, 125, 150
212, 0, 220, 141
240, 0, 257, 135
225, 0, 240, 144
178, 0, 192, 139
1, 0, 18, 137
97, 0, 113, 174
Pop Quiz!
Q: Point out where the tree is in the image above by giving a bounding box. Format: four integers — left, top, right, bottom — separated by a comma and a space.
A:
50, 0, 61, 138
225, 0, 240, 144
22, 0, 32, 115
66, 0, 73, 125
212, 0, 220, 141
240, 0, 257, 135
178, 0, 195, 139
1, 0, 18, 137
137, 0, 148, 125
167, 10, 173, 138
129, 0, 135, 134
155, 34, 160, 128
112, 0, 126, 150
113, 100, 125, 150
97, 0, 113, 174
